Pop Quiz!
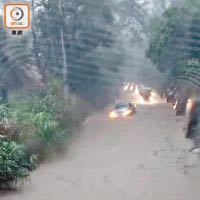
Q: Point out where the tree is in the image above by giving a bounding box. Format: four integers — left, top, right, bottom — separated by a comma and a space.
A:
117, 0, 149, 45
147, 0, 200, 115
32, 0, 121, 108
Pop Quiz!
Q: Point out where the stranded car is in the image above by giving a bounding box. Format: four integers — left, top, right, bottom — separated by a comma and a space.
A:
109, 102, 136, 119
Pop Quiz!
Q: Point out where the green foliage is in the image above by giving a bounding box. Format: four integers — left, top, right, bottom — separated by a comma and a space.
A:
0, 137, 36, 189
147, 0, 200, 91
7, 81, 88, 159
147, 7, 181, 72
32, 0, 121, 108
0, 79, 89, 189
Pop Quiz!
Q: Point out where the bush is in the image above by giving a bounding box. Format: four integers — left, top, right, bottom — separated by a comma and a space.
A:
0, 137, 36, 189
0, 80, 91, 189
8, 81, 91, 159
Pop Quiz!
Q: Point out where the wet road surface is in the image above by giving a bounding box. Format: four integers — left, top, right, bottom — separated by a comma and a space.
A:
2, 101, 200, 200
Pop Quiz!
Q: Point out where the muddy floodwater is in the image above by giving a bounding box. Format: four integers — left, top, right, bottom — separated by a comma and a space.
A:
2, 96, 200, 200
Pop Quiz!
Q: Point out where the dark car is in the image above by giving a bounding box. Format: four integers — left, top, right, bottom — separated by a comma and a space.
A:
109, 102, 136, 119
139, 88, 152, 102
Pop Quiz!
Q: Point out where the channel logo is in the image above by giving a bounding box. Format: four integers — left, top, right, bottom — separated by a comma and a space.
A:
4, 4, 30, 29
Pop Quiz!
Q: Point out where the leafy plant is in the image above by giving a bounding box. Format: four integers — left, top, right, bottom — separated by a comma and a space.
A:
7, 81, 88, 159
0, 137, 36, 189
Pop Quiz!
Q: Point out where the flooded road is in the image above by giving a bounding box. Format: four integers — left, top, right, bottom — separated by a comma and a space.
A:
2, 100, 200, 200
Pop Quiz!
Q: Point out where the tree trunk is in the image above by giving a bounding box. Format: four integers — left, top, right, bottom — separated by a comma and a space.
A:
59, 0, 68, 96
31, 0, 46, 85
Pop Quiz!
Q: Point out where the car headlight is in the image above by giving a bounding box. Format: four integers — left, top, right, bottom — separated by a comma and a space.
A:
123, 109, 132, 117
109, 111, 118, 118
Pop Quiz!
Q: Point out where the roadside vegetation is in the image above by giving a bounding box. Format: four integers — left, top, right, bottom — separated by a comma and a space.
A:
147, 0, 200, 145
0, 137, 36, 189
0, 99, 35, 189
0, 80, 91, 189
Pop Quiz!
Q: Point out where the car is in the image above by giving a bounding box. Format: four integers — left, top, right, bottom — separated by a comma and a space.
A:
139, 88, 152, 102
109, 102, 136, 119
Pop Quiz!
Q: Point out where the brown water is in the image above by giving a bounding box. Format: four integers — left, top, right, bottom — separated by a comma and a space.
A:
2, 103, 200, 200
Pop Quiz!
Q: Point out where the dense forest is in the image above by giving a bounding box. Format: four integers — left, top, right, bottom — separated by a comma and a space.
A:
147, 0, 200, 115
